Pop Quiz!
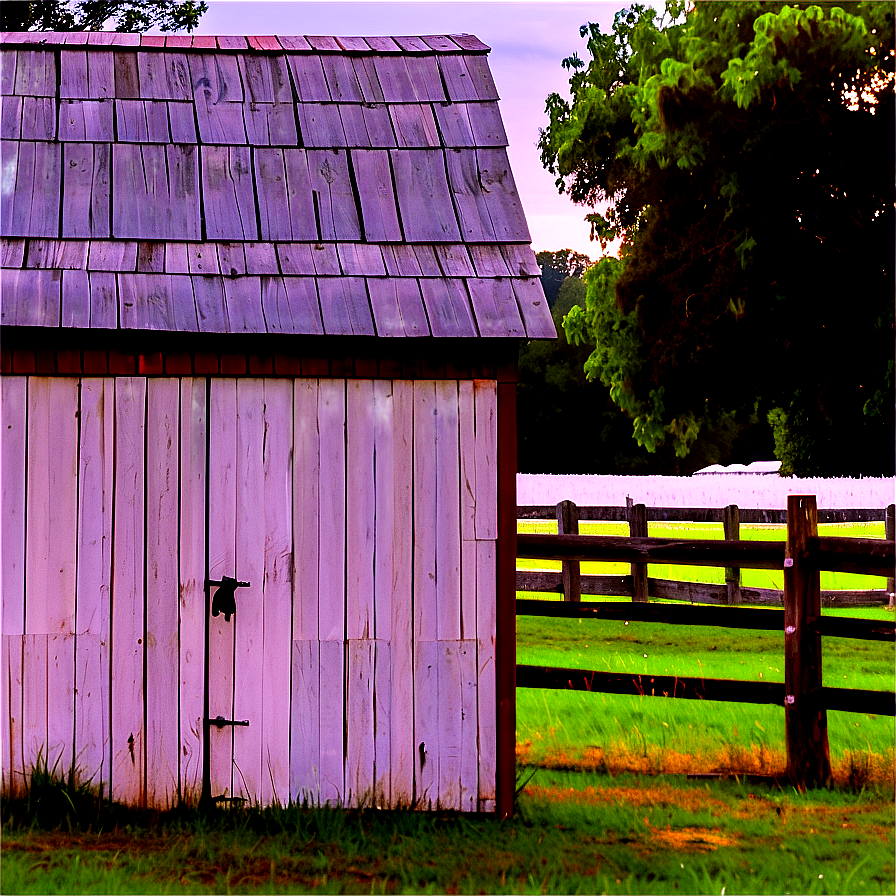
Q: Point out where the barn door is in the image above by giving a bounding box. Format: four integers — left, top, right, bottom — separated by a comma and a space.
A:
204, 378, 292, 806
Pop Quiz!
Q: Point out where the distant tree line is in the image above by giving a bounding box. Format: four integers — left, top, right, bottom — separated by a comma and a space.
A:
518, 250, 773, 474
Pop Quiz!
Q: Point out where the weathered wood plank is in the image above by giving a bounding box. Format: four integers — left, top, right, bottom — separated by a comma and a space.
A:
244, 100, 298, 146
367, 278, 429, 337
437, 54, 480, 102
283, 277, 325, 334
1, 377, 27, 635
435, 244, 476, 277
318, 639, 345, 805
22, 634, 48, 781
445, 149, 495, 242
346, 380, 376, 640
337, 243, 386, 277
208, 379, 238, 801
193, 276, 230, 333
2, 142, 61, 237
413, 381, 438, 642
112, 144, 200, 240
321, 54, 364, 101
1, 269, 61, 327
437, 642, 461, 809
232, 379, 266, 804
346, 640, 375, 807
223, 276, 266, 333
261, 380, 293, 807
290, 639, 321, 803
404, 55, 446, 102
361, 103, 396, 146
372, 55, 416, 102
110, 377, 147, 806
373, 639, 392, 806
86, 49, 115, 98
463, 55, 499, 100
144, 379, 180, 808
1, 237, 26, 268
255, 149, 318, 241
307, 149, 362, 240
458, 640, 478, 811
46, 634, 75, 774
475, 149, 530, 241
73, 378, 113, 793
413, 640, 439, 808
20, 96, 55, 140
391, 150, 460, 242
287, 54, 331, 102
179, 378, 207, 803
318, 277, 375, 336
291, 380, 320, 644
390, 103, 440, 147
387, 381, 415, 804
420, 278, 477, 338
468, 245, 510, 277
467, 277, 525, 337
510, 277, 555, 339
501, 245, 541, 277
476, 540, 497, 808
318, 379, 346, 641
352, 150, 403, 242
435, 381, 462, 641
14, 49, 56, 96
3, 636, 24, 795
433, 102, 475, 147
473, 381, 498, 540
25, 378, 79, 635
298, 103, 347, 147
201, 146, 258, 240
468, 102, 507, 146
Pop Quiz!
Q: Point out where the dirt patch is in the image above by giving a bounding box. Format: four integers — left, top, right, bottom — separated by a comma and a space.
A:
650, 826, 739, 852
2, 832, 166, 854
523, 782, 732, 816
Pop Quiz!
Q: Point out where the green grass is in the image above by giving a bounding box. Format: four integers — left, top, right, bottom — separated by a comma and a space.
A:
3, 772, 894, 894
515, 518, 894, 779
516, 519, 890, 591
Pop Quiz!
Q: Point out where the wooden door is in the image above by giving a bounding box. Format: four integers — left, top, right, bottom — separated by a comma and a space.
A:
205, 378, 291, 806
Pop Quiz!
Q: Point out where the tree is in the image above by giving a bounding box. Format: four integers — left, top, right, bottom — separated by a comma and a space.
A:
536, 249, 591, 309
540, 2, 894, 476
517, 255, 769, 473
2, 1, 207, 33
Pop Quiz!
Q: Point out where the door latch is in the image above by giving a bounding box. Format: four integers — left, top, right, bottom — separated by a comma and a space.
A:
206, 576, 249, 621
206, 715, 250, 728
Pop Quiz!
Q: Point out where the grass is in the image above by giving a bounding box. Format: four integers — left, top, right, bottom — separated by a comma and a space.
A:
2, 771, 894, 894
515, 518, 894, 780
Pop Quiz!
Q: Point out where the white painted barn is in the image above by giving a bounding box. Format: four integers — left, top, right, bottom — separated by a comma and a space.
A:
0, 31, 554, 815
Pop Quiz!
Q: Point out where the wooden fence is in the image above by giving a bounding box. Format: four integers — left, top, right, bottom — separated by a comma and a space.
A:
517, 499, 896, 607
515, 495, 895, 789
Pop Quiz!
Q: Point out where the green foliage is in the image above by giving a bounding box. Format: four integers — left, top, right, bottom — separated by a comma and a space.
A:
535, 248, 591, 308
1, 0, 207, 33
540, 2, 895, 475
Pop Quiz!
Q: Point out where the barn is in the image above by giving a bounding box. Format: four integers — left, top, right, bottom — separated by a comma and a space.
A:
0, 31, 554, 815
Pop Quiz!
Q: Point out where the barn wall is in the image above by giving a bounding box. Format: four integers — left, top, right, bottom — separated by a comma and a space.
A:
1, 375, 497, 811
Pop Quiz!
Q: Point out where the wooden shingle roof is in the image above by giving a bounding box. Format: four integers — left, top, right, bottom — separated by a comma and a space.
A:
0, 32, 554, 340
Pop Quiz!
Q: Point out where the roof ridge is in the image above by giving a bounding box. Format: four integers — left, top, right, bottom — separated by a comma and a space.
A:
0, 32, 491, 53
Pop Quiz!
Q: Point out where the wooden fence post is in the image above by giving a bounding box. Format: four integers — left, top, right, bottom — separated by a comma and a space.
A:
627, 499, 649, 602
723, 504, 742, 606
886, 504, 895, 610
784, 494, 832, 789
555, 500, 581, 602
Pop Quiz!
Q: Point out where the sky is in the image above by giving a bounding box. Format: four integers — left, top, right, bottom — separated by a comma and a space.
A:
176, 1, 628, 258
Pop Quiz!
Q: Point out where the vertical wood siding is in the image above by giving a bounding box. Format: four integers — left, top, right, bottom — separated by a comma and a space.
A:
1, 375, 498, 810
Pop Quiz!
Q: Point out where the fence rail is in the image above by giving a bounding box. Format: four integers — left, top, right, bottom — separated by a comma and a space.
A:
516, 500, 896, 607
515, 495, 896, 789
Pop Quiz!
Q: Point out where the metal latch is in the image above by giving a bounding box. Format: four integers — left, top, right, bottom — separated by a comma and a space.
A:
206, 576, 249, 622
206, 715, 250, 728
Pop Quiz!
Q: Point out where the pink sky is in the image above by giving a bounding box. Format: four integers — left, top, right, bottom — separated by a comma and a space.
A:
178, 1, 626, 259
